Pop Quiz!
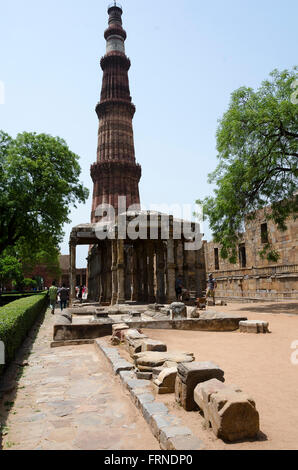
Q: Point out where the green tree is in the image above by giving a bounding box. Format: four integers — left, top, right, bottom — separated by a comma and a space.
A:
0, 255, 23, 290
23, 278, 38, 290
198, 68, 298, 263
0, 131, 89, 256
21, 245, 61, 282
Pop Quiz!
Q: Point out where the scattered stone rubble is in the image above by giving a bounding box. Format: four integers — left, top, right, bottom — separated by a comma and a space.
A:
52, 302, 263, 447
194, 379, 260, 441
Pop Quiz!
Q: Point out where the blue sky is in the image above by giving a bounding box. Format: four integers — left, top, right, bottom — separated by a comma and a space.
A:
1, 0, 297, 267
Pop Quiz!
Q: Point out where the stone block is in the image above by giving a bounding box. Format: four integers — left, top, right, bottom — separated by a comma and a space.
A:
141, 339, 167, 352
159, 426, 192, 450
194, 379, 259, 442
134, 351, 194, 371
130, 311, 142, 318
190, 307, 200, 319
131, 392, 155, 409
61, 311, 72, 322
160, 308, 171, 316
136, 371, 152, 380
149, 413, 182, 439
152, 366, 165, 379
176, 362, 225, 411
148, 304, 165, 312
112, 323, 129, 334
126, 378, 152, 392
123, 329, 148, 341
110, 336, 120, 346
154, 367, 177, 394
126, 338, 144, 356
141, 402, 169, 424
112, 360, 134, 375
167, 435, 205, 451
239, 320, 270, 334
193, 378, 228, 423
54, 315, 72, 325
170, 302, 187, 319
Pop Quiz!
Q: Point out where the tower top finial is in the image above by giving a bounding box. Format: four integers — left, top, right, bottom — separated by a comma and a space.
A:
108, 2, 122, 12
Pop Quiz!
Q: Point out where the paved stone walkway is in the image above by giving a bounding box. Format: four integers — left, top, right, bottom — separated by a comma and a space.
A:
0, 310, 158, 450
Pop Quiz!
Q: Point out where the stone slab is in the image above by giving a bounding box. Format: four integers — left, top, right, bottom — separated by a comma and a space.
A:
53, 315, 248, 341
136, 371, 152, 380
239, 320, 270, 334
134, 351, 194, 370
141, 339, 167, 353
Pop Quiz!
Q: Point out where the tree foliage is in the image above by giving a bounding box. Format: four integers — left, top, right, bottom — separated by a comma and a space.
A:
0, 131, 89, 257
0, 255, 22, 288
198, 68, 298, 263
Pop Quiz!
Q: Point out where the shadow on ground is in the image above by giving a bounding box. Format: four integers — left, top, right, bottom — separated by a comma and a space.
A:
238, 303, 298, 315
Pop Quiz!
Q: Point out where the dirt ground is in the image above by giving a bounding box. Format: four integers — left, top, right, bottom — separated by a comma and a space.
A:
141, 301, 298, 450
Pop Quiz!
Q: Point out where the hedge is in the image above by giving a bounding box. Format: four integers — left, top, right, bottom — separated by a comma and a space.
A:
0, 293, 48, 376
0, 293, 41, 307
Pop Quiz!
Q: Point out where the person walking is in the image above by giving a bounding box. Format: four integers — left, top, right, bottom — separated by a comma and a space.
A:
49, 281, 58, 315
58, 283, 69, 311
78, 285, 83, 304
206, 273, 217, 306
175, 275, 183, 302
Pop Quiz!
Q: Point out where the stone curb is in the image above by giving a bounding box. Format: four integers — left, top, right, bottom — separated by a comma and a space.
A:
50, 339, 95, 348
95, 340, 204, 451
94, 340, 134, 374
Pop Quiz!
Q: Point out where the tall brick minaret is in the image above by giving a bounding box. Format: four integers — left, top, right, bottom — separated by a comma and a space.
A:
91, 3, 141, 222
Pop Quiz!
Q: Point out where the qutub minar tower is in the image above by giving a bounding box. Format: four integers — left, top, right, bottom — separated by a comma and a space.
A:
91, 2, 141, 221
69, 3, 205, 304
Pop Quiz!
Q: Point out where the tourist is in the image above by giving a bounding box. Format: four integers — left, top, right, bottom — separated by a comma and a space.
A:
49, 281, 58, 315
175, 275, 183, 301
78, 285, 83, 303
58, 283, 69, 311
82, 286, 88, 301
206, 273, 217, 306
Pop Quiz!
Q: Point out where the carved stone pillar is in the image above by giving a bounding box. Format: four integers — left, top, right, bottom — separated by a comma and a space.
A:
99, 246, 105, 303
176, 240, 184, 278
147, 243, 155, 303
166, 239, 176, 303
156, 243, 166, 304
117, 239, 125, 304
111, 240, 118, 305
136, 243, 144, 302
69, 242, 76, 302
131, 247, 139, 301
183, 245, 189, 291
143, 244, 148, 303
105, 242, 112, 303
195, 249, 203, 297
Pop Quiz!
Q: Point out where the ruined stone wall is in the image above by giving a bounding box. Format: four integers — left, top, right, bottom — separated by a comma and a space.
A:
204, 210, 298, 301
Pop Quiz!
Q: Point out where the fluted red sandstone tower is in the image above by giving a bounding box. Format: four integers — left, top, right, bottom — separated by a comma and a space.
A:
91, 3, 141, 222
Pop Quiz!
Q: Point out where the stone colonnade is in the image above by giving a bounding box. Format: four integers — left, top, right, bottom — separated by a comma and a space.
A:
70, 238, 203, 305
